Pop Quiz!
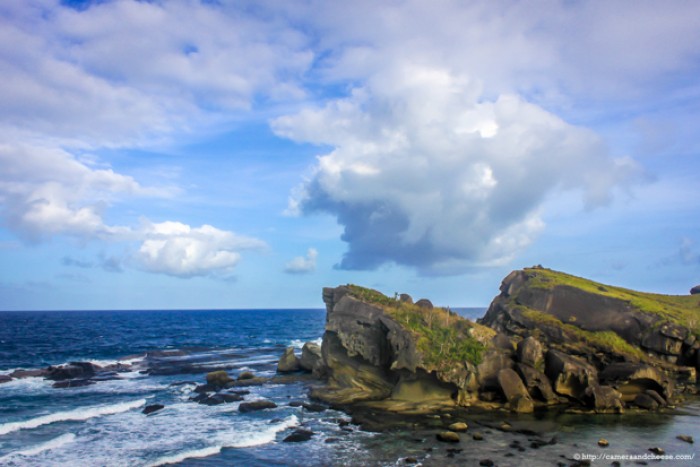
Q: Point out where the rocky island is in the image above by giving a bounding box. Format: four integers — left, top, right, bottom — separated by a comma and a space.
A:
308, 267, 700, 416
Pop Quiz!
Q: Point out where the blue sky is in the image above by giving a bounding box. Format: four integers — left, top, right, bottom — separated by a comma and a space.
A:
1, 0, 699, 310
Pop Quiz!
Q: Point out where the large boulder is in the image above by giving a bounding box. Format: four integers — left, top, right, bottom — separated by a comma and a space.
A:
277, 347, 301, 373
517, 336, 544, 369
515, 363, 558, 404
299, 342, 322, 374
238, 399, 277, 413
0, 375, 11, 384
690, 285, 700, 295
497, 368, 534, 413
545, 350, 597, 402
599, 362, 673, 402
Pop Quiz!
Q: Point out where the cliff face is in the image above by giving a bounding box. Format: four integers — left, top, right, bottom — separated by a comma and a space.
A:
313, 268, 700, 414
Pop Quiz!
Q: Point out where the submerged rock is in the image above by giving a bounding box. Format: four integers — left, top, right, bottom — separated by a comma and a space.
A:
436, 431, 460, 443
238, 399, 277, 413
283, 429, 314, 442
143, 404, 165, 415
46, 362, 97, 381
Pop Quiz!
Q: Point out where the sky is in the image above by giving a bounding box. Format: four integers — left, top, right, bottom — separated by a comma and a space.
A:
0, 0, 699, 311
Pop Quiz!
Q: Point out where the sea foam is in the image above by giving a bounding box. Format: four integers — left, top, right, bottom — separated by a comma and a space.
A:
0, 433, 76, 462
0, 399, 146, 436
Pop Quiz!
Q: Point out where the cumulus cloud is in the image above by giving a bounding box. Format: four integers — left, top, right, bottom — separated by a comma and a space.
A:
284, 248, 318, 274
136, 221, 267, 278
274, 64, 644, 274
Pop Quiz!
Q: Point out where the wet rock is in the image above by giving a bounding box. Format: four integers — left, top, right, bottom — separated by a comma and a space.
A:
52, 379, 95, 388
237, 371, 256, 380
676, 435, 693, 444
301, 402, 327, 412
448, 422, 468, 432
472, 432, 484, 441
517, 336, 544, 369
0, 375, 11, 384
598, 438, 609, 448
10, 369, 47, 378
206, 370, 233, 388
404, 457, 418, 464
238, 399, 277, 413
436, 431, 460, 443
633, 393, 659, 410
277, 346, 301, 373
282, 428, 314, 442
143, 404, 164, 415
46, 362, 97, 381
479, 460, 494, 467
299, 342, 322, 373
648, 447, 665, 455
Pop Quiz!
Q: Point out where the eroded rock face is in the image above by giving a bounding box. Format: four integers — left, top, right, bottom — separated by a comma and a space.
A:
300, 342, 323, 374
277, 347, 301, 373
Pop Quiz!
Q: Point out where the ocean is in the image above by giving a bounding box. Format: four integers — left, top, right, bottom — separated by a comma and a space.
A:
0, 309, 698, 467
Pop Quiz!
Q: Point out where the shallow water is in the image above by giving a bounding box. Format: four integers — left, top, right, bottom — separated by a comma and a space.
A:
1, 309, 697, 466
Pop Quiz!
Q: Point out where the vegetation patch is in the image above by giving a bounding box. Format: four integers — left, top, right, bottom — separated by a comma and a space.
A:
346, 285, 487, 368
524, 267, 700, 338
521, 308, 647, 361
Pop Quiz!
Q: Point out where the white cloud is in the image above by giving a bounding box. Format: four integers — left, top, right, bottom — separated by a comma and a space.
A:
274, 64, 644, 274
284, 248, 318, 274
136, 221, 267, 278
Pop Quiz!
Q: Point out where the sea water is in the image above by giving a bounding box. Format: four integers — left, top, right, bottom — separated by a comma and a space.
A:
0, 309, 697, 466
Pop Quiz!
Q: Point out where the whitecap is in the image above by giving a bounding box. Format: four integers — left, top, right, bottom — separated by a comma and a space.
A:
0, 399, 146, 436
0, 433, 76, 461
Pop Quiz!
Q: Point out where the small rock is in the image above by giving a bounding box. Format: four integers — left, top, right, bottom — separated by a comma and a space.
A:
499, 422, 512, 431
0, 375, 12, 384
448, 422, 468, 432
404, 457, 418, 464
472, 432, 484, 441
301, 402, 326, 412
9, 369, 47, 379
239, 399, 277, 413
436, 431, 460, 443
143, 404, 165, 415
238, 371, 256, 380
479, 460, 495, 467
648, 447, 665, 455
676, 435, 693, 444
598, 438, 609, 447
206, 370, 233, 388
52, 379, 95, 388
282, 428, 314, 442
324, 438, 340, 443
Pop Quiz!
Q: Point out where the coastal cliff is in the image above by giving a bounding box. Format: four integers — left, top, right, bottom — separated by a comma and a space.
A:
311, 268, 700, 414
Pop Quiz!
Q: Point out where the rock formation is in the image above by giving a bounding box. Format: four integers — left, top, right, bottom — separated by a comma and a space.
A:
310, 267, 700, 414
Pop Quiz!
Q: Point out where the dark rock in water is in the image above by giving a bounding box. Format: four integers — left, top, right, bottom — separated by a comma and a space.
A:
277, 347, 301, 373
633, 393, 659, 410
283, 428, 314, 443
237, 371, 256, 380
206, 370, 233, 388
189, 393, 210, 403
415, 299, 433, 309
199, 392, 245, 405
288, 400, 304, 407
648, 447, 665, 455
0, 375, 11, 384
436, 431, 460, 443
143, 404, 164, 415
52, 379, 95, 388
677, 435, 694, 444
46, 362, 97, 381
238, 399, 277, 413
479, 460, 495, 467
299, 342, 322, 374
585, 384, 623, 413
10, 369, 47, 378
194, 383, 215, 394
404, 457, 418, 464
301, 402, 327, 412
690, 285, 700, 295
472, 432, 484, 441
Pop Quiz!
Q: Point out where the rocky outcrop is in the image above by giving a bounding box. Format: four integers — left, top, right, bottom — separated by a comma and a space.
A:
300, 342, 323, 374
691, 285, 700, 295
311, 268, 699, 415
480, 267, 699, 410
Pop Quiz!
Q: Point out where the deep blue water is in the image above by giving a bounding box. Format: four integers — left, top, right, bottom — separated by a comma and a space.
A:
1, 308, 698, 467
